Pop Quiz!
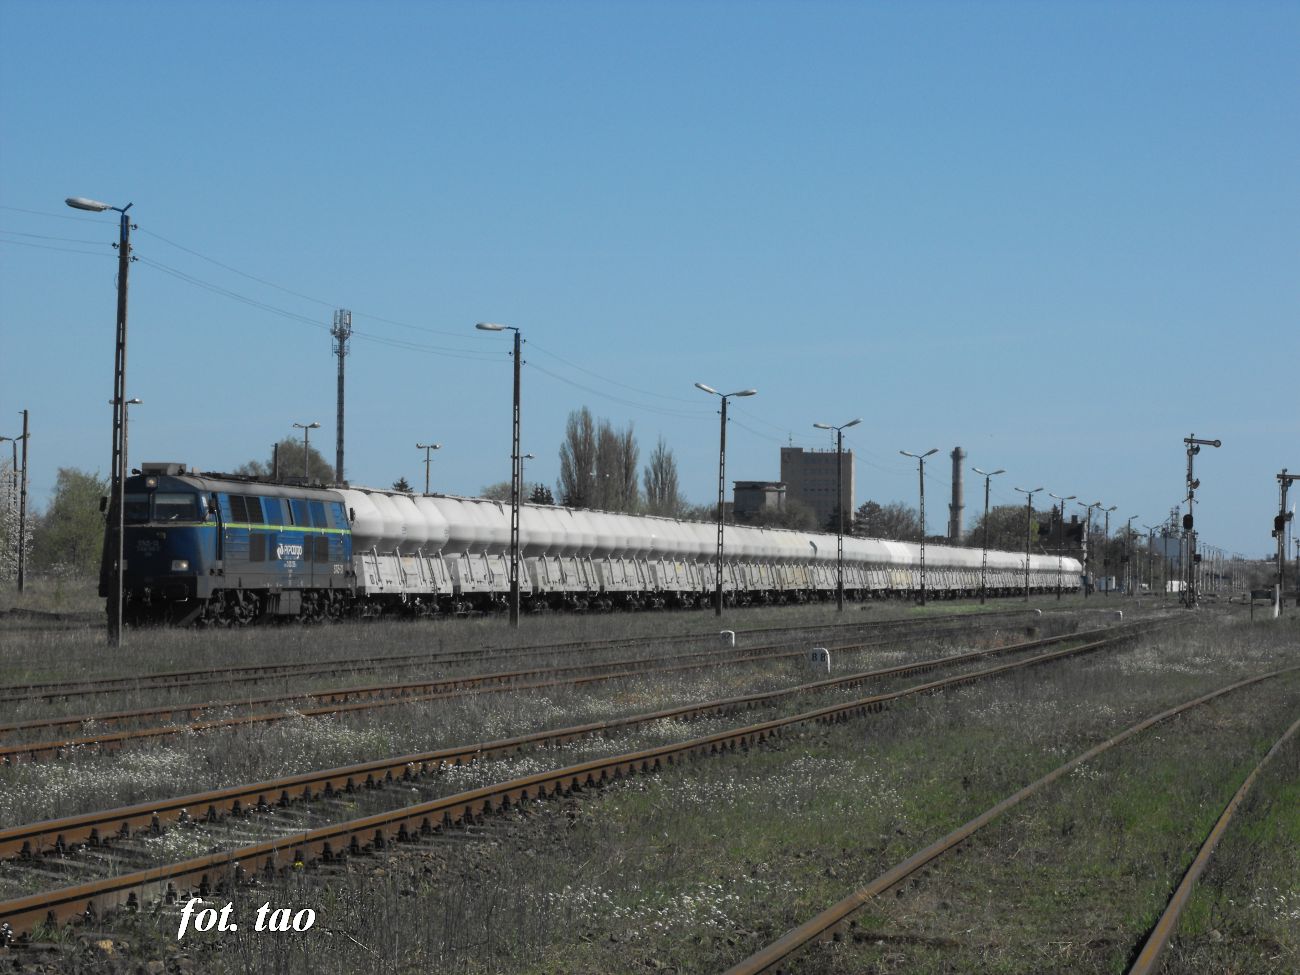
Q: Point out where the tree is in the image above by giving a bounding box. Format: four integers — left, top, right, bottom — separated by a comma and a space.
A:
967, 504, 1049, 554
594, 419, 639, 511
481, 481, 512, 502
643, 437, 684, 517
529, 484, 555, 505
392, 476, 413, 493
744, 498, 819, 531
237, 437, 334, 484
30, 468, 108, 577
0, 459, 28, 583
852, 500, 922, 541
558, 408, 597, 508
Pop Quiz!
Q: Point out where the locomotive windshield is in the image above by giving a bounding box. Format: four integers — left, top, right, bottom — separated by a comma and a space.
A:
154, 492, 201, 522
124, 493, 150, 524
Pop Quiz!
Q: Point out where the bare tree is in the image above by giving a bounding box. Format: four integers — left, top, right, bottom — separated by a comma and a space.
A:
238, 438, 334, 484
558, 408, 597, 507
643, 437, 683, 517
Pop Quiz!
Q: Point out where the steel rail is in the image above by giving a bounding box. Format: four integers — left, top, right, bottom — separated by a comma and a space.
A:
0, 622, 1149, 859
0, 616, 1051, 761
0, 607, 1038, 702
720, 665, 1300, 975
0, 622, 1160, 937
1126, 711, 1300, 975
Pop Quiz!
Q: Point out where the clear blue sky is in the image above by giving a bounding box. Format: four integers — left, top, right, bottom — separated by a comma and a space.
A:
1, 0, 1296, 557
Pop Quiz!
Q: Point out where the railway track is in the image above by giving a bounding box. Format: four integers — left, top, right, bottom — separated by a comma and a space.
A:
0, 617, 1166, 937
720, 664, 1300, 975
0, 607, 1038, 705
0, 616, 1051, 763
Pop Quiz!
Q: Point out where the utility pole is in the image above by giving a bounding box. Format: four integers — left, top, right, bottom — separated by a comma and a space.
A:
331, 309, 352, 486
1182, 434, 1221, 609
1015, 486, 1043, 601
417, 442, 442, 494
1274, 470, 1294, 618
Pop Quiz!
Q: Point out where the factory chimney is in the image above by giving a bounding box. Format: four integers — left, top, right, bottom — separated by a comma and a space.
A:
948, 446, 966, 542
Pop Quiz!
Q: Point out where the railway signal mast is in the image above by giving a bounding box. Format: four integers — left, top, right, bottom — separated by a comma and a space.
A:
1182, 434, 1220, 609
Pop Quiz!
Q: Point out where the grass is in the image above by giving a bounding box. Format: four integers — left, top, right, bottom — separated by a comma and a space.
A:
25, 612, 1295, 974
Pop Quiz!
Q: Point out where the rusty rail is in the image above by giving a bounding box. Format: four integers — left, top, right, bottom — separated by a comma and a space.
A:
0, 621, 1160, 937
1126, 711, 1300, 975
0, 622, 1149, 859
0, 607, 1037, 704
721, 665, 1300, 975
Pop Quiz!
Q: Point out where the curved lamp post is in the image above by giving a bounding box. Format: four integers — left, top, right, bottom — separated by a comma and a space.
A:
972, 466, 1005, 604
416, 442, 442, 494
900, 448, 939, 605
292, 422, 321, 480
814, 418, 861, 611
477, 322, 523, 626
68, 195, 134, 646
696, 383, 757, 616
1014, 486, 1044, 601
1048, 492, 1077, 600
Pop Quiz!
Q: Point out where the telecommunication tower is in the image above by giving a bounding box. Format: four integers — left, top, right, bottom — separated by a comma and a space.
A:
331, 309, 352, 485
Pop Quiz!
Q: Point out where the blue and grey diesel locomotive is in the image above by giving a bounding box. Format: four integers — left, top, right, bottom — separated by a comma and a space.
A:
104, 462, 1083, 625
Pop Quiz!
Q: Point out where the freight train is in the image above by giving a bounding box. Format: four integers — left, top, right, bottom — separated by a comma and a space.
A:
103, 463, 1083, 626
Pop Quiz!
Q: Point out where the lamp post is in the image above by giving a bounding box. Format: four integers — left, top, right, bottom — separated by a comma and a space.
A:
1048, 493, 1077, 600
1182, 434, 1221, 609
1141, 524, 1156, 596
67, 195, 134, 646
972, 466, 1005, 604
900, 448, 939, 606
477, 322, 523, 626
696, 383, 757, 617
1014, 486, 1043, 601
416, 442, 442, 494
814, 418, 861, 611
292, 422, 321, 480
1123, 514, 1140, 596
1077, 501, 1101, 598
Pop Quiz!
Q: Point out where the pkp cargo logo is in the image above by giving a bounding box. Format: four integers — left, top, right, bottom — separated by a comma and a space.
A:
276, 543, 304, 561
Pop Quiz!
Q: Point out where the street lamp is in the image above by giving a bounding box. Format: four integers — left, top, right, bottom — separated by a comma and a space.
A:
972, 466, 1005, 604
416, 442, 442, 494
1048, 493, 1076, 600
1077, 501, 1101, 598
696, 383, 757, 616
900, 448, 939, 606
292, 422, 321, 480
477, 322, 524, 626
1124, 514, 1140, 596
814, 418, 861, 611
68, 195, 134, 646
1141, 524, 1156, 595
1014, 486, 1044, 601
1101, 505, 1117, 596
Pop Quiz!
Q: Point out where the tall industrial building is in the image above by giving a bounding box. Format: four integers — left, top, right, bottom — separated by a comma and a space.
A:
780, 447, 855, 529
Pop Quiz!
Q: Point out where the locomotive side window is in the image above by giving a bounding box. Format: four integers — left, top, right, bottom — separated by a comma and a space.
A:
262, 498, 286, 526
229, 494, 248, 523
290, 499, 310, 527
331, 502, 348, 528
154, 493, 200, 522
124, 494, 150, 524
310, 501, 327, 527
244, 496, 264, 525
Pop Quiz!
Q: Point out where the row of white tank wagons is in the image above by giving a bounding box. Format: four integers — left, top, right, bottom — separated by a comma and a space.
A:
337, 488, 1082, 612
